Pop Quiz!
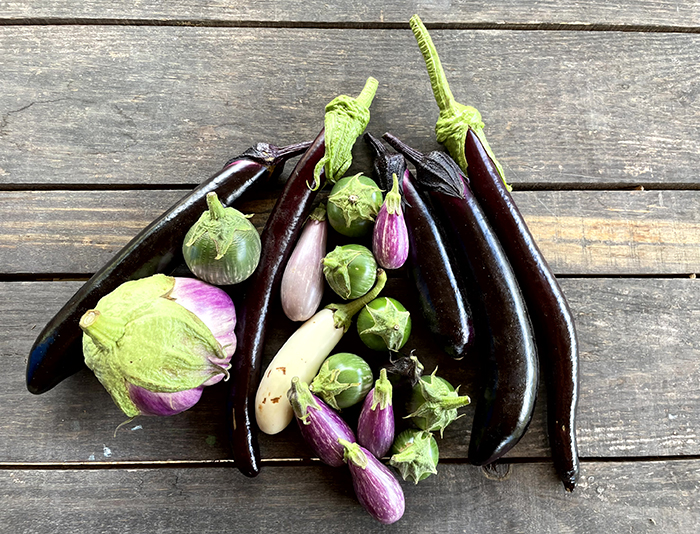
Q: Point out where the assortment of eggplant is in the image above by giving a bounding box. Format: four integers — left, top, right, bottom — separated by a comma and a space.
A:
25, 13, 581, 525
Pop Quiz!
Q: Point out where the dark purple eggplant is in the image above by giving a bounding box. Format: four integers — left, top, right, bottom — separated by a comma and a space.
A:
465, 130, 580, 491
26, 142, 310, 395
357, 369, 395, 459
409, 14, 580, 490
288, 377, 356, 467
384, 134, 538, 466
365, 132, 473, 360
339, 438, 405, 525
228, 131, 326, 477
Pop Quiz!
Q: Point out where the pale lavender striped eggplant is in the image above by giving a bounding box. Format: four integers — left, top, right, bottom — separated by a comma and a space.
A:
287, 377, 356, 467
372, 173, 409, 270
357, 369, 394, 458
339, 438, 405, 525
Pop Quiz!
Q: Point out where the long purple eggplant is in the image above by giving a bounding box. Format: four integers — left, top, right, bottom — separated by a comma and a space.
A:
365, 133, 473, 359
384, 134, 538, 466
228, 131, 325, 477
409, 14, 580, 490
26, 142, 310, 395
288, 377, 356, 467
465, 130, 580, 490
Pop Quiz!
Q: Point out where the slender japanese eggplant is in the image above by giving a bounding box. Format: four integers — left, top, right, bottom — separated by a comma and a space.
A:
409, 14, 580, 490
228, 131, 326, 477
466, 130, 580, 490
365, 132, 473, 360
384, 134, 538, 466
26, 141, 310, 395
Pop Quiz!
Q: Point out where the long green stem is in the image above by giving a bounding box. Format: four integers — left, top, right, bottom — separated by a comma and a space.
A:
328, 269, 387, 332
409, 15, 456, 114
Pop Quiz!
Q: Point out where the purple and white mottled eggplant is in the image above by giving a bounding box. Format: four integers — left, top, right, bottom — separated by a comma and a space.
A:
79, 275, 236, 418
339, 438, 405, 525
280, 204, 328, 322
357, 368, 394, 458
372, 173, 409, 269
287, 377, 356, 467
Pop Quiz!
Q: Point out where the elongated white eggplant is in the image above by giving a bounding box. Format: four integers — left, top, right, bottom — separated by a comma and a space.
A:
255, 270, 387, 435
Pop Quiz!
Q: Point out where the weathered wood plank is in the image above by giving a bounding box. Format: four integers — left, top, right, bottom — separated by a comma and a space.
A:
2, 461, 699, 533
3, 189, 700, 276
1, 27, 698, 186
2, 277, 699, 462
1, 0, 698, 28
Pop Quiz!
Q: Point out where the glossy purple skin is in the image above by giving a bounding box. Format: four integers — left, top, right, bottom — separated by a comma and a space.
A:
295, 393, 357, 467
347, 445, 405, 525
357, 389, 395, 459
128, 384, 204, 416
372, 202, 409, 270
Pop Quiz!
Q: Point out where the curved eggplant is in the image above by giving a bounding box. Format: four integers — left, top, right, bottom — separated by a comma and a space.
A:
384, 134, 537, 466
228, 132, 325, 477
465, 130, 580, 490
26, 142, 310, 395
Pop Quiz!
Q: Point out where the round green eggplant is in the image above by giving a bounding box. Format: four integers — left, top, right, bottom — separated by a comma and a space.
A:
311, 352, 374, 410
323, 244, 377, 300
356, 297, 411, 352
327, 173, 383, 237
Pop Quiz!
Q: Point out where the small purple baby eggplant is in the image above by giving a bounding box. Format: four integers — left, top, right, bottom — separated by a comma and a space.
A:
372, 173, 409, 269
287, 377, 356, 467
357, 369, 395, 458
339, 438, 405, 525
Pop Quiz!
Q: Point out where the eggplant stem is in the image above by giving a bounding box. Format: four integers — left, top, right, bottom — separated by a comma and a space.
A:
328, 269, 387, 332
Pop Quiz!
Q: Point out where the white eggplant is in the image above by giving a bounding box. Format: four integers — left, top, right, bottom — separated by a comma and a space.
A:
256, 270, 387, 435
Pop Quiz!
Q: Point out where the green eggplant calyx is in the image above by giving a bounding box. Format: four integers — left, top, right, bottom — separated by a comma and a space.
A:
384, 174, 402, 215
323, 247, 365, 300
409, 14, 510, 191
406, 370, 470, 437
371, 368, 393, 411
358, 299, 411, 352
310, 361, 359, 411
327, 173, 382, 228
327, 269, 387, 332
309, 203, 327, 222
390, 430, 439, 484
339, 438, 369, 469
287, 377, 321, 424
313, 77, 378, 189
79, 309, 125, 353
185, 193, 257, 260
80, 274, 230, 418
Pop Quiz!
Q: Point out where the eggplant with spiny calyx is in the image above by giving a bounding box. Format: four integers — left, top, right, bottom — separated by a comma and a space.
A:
288, 377, 356, 467
406, 369, 470, 436
183, 192, 261, 286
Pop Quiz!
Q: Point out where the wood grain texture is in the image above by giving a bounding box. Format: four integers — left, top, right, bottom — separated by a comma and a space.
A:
2, 461, 700, 533
1, 27, 698, 186
2, 277, 699, 462
3, 189, 700, 276
1, 0, 699, 28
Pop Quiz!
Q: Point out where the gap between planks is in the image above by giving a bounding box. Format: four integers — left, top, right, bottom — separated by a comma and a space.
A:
2, 455, 700, 471
1, 18, 700, 34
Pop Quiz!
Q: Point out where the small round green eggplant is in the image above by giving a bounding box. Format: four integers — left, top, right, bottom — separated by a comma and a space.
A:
183, 192, 261, 285
327, 173, 383, 237
323, 244, 377, 300
310, 352, 374, 410
406, 370, 470, 436
357, 297, 411, 352
389, 429, 439, 484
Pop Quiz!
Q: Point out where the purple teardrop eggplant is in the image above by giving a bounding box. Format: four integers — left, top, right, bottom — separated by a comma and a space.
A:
339, 438, 405, 525
372, 174, 409, 269
287, 377, 356, 467
357, 369, 394, 458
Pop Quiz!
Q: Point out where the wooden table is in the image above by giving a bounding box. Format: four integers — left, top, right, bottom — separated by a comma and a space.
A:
2, 2, 699, 532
